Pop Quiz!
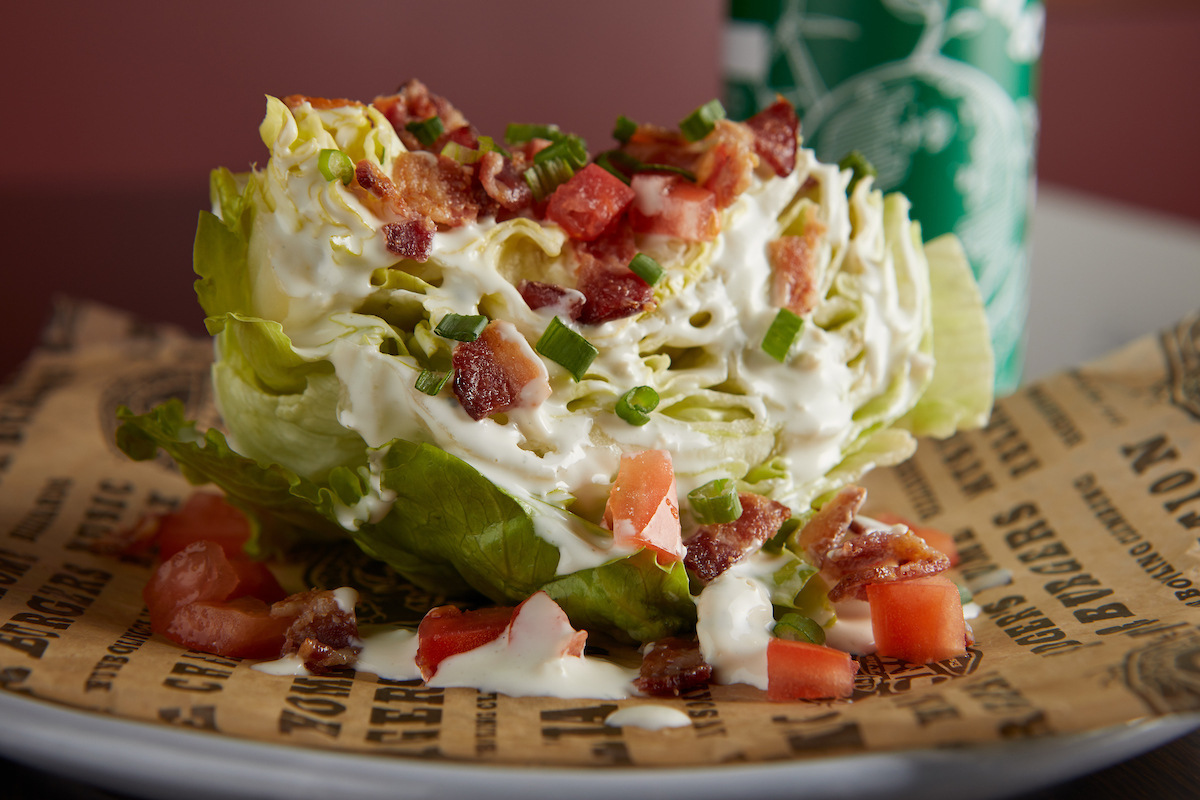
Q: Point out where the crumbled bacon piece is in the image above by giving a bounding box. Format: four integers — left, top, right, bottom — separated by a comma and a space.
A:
372, 79, 469, 152
383, 218, 435, 262
271, 589, 361, 673
354, 154, 479, 233
451, 320, 551, 420
695, 120, 757, 208
769, 205, 827, 316
798, 487, 950, 602
683, 493, 792, 583
574, 250, 655, 325
478, 151, 534, 211
746, 98, 799, 177
634, 637, 712, 696
282, 95, 362, 110
519, 280, 585, 319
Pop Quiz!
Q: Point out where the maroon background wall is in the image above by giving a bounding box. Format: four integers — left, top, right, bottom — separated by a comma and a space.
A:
1, 1, 1197, 381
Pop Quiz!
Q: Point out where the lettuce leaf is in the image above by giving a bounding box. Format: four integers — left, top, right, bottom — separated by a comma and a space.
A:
115, 400, 693, 642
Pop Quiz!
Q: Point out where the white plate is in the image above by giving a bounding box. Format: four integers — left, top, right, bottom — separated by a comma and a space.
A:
1, 691, 1196, 800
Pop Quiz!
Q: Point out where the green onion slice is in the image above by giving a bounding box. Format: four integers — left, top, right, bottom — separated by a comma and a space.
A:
318, 149, 354, 185
838, 150, 878, 194
505, 122, 563, 144
441, 141, 482, 165
688, 479, 743, 524
415, 369, 451, 396
762, 517, 802, 555
593, 151, 631, 184
615, 385, 659, 426
434, 313, 487, 342
524, 158, 575, 202
773, 613, 826, 646
405, 116, 445, 147
957, 582, 974, 606
634, 161, 697, 182
762, 308, 804, 362
628, 253, 664, 286
534, 135, 589, 170
535, 316, 597, 381
612, 115, 638, 143
477, 135, 511, 158
593, 149, 695, 183
679, 99, 726, 142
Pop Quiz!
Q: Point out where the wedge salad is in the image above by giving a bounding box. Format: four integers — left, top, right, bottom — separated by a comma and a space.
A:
117, 80, 993, 701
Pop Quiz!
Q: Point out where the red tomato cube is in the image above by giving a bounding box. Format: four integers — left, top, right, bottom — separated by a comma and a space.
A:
867, 575, 968, 664
872, 513, 960, 566
602, 449, 684, 562
628, 174, 720, 241
167, 596, 289, 659
157, 492, 253, 559
143, 540, 242, 633
545, 163, 636, 241
415, 605, 515, 680
228, 558, 287, 605
766, 638, 859, 701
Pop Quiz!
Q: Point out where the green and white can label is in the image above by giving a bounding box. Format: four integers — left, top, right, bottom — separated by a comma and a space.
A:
725, 0, 1043, 393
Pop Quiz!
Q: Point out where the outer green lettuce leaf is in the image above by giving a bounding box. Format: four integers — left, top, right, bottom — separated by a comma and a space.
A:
195, 168, 257, 323
541, 550, 696, 643
898, 233, 995, 437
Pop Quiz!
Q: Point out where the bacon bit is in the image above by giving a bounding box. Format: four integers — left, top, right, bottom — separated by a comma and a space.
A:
518, 280, 585, 319
545, 164, 636, 241
746, 97, 799, 177
769, 205, 827, 316
695, 120, 757, 208
451, 320, 551, 420
372, 79, 470, 152
391, 152, 479, 226
433, 124, 479, 154
799, 486, 949, 602
634, 637, 712, 696
271, 589, 361, 673
282, 95, 362, 110
478, 150, 534, 211
683, 493, 792, 583
574, 249, 655, 325
383, 218, 435, 262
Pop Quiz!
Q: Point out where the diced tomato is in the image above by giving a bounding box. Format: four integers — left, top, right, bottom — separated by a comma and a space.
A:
873, 513, 960, 566
157, 492, 252, 560
866, 575, 968, 664
415, 605, 515, 680
602, 449, 684, 562
167, 596, 289, 659
766, 638, 859, 701
229, 559, 287, 605
628, 174, 720, 242
143, 540, 242, 633
545, 164, 636, 241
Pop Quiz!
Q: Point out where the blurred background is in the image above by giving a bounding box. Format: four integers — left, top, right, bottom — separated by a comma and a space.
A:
1, 0, 1198, 383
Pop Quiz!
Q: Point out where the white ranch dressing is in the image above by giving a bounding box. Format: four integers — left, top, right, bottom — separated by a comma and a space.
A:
695, 556, 778, 690
354, 627, 422, 681
605, 705, 692, 730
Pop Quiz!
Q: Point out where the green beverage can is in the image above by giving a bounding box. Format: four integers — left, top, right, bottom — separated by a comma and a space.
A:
724, 0, 1042, 393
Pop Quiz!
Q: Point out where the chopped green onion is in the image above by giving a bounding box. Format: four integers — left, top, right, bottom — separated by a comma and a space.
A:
679, 99, 726, 142
477, 136, 511, 158
762, 517, 802, 555
774, 613, 826, 645
535, 317, 597, 381
957, 583, 974, 606
405, 116, 445, 147
505, 122, 563, 144
434, 313, 488, 342
628, 253, 664, 286
534, 135, 589, 170
688, 479, 743, 524
593, 151, 631, 184
415, 369, 451, 396
615, 385, 659, 426
524, 158, 575, 202
634, 162, 697, 182
441, 141, 482, 165
318, 149, 354, 185
612, 115, 638, 143
762, 308, 803, 362
838, 150, 878, 194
